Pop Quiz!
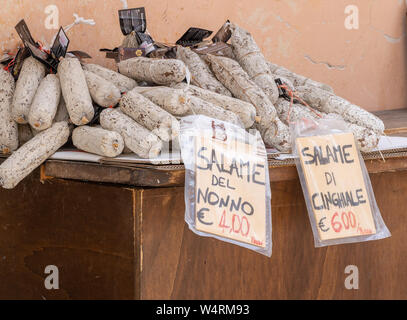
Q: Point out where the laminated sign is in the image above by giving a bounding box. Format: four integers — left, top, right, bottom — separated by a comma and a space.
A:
15, 19, 67, 72
180, 115, 272, 257
293, 118, 390, 247
118, 7, 147, 35
51, 27, 70, 60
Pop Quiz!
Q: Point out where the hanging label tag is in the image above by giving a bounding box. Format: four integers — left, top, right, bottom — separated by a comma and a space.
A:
296, 132, 377, 241
176, 27, 213, 47
135, 32, 154, 45
135, 33, 157, 56
15, 20, 36, 46
180, 115, 272, 256
25, 42, 48, 61
25, 42, 58, 72
100, 48, 119, 62
51, 27, 70, 59
119, 7, 147, 35
15, 20, 61, 71
212, 20, 232, 43
118, 47, 146, 60
194, 134, 268, 248
11, 47, 31, 79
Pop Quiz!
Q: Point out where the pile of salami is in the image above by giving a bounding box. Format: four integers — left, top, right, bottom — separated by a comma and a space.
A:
0, 22, 385, 189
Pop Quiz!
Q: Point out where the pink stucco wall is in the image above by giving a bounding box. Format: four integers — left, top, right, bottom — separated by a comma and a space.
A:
1, 0, 406, 111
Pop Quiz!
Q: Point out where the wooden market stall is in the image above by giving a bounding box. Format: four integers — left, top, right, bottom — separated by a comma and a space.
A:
0, 109, 406, 300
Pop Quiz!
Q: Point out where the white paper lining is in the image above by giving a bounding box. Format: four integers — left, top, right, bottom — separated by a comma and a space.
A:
49, 136, 407, 165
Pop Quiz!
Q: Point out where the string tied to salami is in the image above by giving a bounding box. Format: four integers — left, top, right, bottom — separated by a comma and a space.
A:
120, 0, 128, 9
37, 41, 51, 55
276, 79, 322, 124
64, 13, 96, 33
3, 57, 15, 72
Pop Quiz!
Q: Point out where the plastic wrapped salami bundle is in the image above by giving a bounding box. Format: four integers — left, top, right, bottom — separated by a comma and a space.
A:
291, 117, 390, 247
179, 115, 272, 256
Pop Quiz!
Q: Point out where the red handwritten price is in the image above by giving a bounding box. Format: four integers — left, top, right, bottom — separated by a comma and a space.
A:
296, 133, 377, 241
194, 134, 267, 249
318, 211, 374, 237
331, 211, 357, 233
219, 210, 250, 238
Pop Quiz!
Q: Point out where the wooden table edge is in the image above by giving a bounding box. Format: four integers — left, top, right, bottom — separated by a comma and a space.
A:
42, 153, 407, 187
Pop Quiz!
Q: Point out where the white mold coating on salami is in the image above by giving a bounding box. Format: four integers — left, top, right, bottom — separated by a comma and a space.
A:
100, 108, 163, 158
186, 95, 243, 128
72, 126, 124, 157
133, 86, 191, 116
229, 23, 279, 104
0, 69, 18, 154
204, 54, 293, 150
322, 113, 380, 152
83, 63, 137, 93
120, 89, 180, 142
118, 57, 187, 85
176, 46, 232, 96
58, 58, 94, 126
0, 121, 70, 189
207, 54, 291, 150
28, 74, 61, 131
12, 57, 46, 124
174, 83, 256, 128
295, 85, 385, 134
206, 54, 277, 131
268, 62, 334, 93
275, 98, 319, 124
275, 98, 379, 152
261, 117, 291, 152
84, 70, 121, 108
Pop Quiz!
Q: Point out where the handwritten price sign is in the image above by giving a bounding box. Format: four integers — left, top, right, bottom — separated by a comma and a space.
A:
194, 136, 267, 248
296, 133, 376, 241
